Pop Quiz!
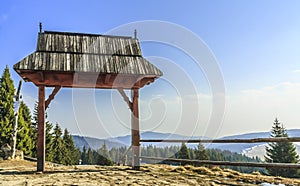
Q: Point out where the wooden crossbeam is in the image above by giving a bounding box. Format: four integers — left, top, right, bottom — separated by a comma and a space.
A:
45, 86, 61, 110
117, 88, 133, 111
105, 74, 111, 84
38, 72, 45, 82
17, 71, 156, 89
140, 156, 300, 169
140, 137, 300, 143
73, 73, 79, 84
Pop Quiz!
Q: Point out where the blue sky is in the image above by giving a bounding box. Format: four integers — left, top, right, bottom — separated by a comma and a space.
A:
1, 1, 300, 139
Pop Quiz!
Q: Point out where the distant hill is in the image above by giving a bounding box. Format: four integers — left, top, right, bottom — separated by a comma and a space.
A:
242, 143, 300, 160
108, 131, 207, 147
72, 135, 126, 150
208, 129, 300, 153
72, 129, 300, 154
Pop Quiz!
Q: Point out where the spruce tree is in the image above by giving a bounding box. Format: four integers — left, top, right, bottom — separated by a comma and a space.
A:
45, 121, 53, 161
194, 143, 209, 160
50, 123, 65, 164
31, 102, 53, 159
87, 147, 94, 164
265, 118, 299, 178
177, 143, 190, 159
0, 66, 15, 145
97, 142, 113, 166
16, 102, 34, 156
177, 143, 190, 165
81, 146, 88, 164
63, 128, 79, 165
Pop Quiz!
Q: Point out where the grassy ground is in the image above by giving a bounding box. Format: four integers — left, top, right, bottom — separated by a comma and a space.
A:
0, 160, 299, 185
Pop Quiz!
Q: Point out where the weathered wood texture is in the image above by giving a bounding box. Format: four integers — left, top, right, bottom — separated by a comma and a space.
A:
37, 86, 45, 172
140, 137, 300, 143
15, 71, 154, 89
141, 156, 300, 169
37, 31, 142, 55
131, 89, 140, 169
14, 31, 162, 76
15, 53, 161, 75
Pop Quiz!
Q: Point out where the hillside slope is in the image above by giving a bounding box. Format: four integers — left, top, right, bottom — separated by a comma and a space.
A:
73, 129, 300, 154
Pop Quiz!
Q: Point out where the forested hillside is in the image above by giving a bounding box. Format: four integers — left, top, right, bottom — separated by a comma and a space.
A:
0, 67, 80, 165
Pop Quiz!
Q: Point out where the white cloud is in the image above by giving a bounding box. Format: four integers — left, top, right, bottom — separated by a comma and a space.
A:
139, 93, 215, 137
293, 69, 300, 73
222, 82, 300, 137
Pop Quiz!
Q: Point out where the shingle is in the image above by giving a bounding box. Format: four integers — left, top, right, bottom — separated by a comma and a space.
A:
14, 31, 162, 77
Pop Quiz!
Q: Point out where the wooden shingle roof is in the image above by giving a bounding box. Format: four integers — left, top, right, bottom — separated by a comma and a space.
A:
14, 31, 162, 89
14, 31, 162, 76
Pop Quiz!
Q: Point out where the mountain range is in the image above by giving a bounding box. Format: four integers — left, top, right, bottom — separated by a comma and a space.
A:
72, 129, 300, 155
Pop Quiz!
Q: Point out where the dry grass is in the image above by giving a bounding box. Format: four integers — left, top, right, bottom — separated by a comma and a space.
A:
0, 160, 300, 186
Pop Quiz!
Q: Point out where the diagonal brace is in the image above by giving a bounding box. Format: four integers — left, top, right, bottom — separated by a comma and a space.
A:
45, 86, 61, 110
117, 88, 133, 111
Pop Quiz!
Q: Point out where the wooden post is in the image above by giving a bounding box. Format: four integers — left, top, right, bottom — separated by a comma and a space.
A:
131, 88, 140, 169
37, 86, 45, 172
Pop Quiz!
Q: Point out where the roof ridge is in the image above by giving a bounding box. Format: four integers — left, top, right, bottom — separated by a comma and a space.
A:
43, 30, 134, 39
35, 50, 142, 57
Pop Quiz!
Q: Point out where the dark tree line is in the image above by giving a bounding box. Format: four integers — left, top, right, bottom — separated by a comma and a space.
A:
79, 142, 264, 173
0, 66, 80, 165
80, 143, 114, 166
140, 143, 265, 174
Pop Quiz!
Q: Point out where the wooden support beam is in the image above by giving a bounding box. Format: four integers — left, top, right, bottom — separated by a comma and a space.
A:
131, 88, 140, 169
37, 85, 45, 172
73, 73, 79, 84
38, 72, 45, 82
45, 86, 61, 110
117, 88, 133, 111
105, 74, 111, 84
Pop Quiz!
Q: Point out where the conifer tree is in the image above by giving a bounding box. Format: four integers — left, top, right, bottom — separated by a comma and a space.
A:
194, 143, 209, 160
81, 146, 87, 164
97, 142, 113, 166
0, 66, 15, 144
87, 147, 94, 164
45, 121, 53, 161
16, 102, 34, 156
177, 143, 190, 159
31, 102, 53, 159
265, 118, 299, 178
177, 143, 190, 165
63, 128, 79, 165
50, 123, 65, 164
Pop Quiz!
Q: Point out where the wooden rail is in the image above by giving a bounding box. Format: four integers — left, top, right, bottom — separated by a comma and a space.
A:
140, 137, 300, 169
140, 156, 300, 169
140, 137, 300, 143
